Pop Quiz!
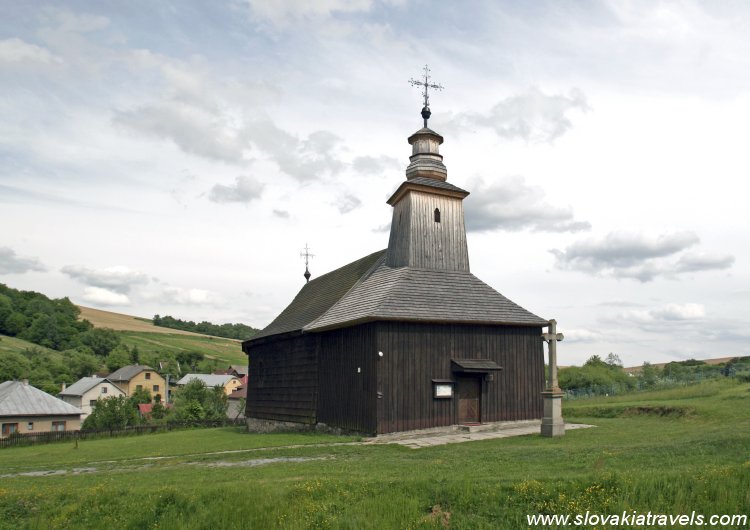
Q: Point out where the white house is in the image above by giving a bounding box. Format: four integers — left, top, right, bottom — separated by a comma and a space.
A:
59, 377, 125, 420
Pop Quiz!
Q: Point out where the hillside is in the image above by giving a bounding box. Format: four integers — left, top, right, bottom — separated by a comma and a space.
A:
75, 306, 246, 365
77, 306, 215, 337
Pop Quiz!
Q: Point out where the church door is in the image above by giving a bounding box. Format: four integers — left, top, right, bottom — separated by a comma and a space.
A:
457, 376, 481, 424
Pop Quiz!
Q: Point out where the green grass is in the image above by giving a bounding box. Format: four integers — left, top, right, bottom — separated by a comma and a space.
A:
0, 335, 59, 358
1, 380, 748, 529
117, 331, 245, 365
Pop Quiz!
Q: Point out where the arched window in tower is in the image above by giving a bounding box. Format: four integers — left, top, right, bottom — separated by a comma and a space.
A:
434, 208, 441, 223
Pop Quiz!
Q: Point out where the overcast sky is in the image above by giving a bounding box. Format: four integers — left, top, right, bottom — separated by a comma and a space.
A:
1, 1, 748, 366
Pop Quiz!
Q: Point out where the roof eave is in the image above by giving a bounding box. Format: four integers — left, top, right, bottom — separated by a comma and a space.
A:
386, 182, 469, 206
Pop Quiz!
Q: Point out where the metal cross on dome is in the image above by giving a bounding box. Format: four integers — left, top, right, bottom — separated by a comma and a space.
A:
409, 64, 444, 127
300, 243, 314, 283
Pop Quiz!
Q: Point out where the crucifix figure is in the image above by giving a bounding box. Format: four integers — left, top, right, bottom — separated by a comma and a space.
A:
541, 319, 565, 437
542, 319, 564, 391
300, 243, 314, 283
409, 64, 444, 127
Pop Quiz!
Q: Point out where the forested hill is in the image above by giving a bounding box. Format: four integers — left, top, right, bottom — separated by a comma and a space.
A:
152, 314, 259, 340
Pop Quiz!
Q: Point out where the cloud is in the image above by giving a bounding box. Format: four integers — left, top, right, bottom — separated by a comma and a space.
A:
675, 253, 735, 273
0, 247, 47, 274
208, 175, 264, 204
273, 209, 290, 219
244, 0, 374, 26
336, 193, 362, 214
114, 102, 250, 163
549, 231, 732, 281
160, 286, 218, 306
564, 328, 605, 343
40, 7, 109, 33
0, 38, 60, 64
464, 176, 591, 233
451, 87, 588, 143
620, 303, 706, 325
247, 122, 343, 181
81, 287, 130, 306
61, 265, 150, 294
352, 155, 400, 175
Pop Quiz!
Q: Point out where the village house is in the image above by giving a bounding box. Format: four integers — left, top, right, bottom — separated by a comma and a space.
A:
242, 93, 553, 435
176, 373, 242, 396
59, 376, 126, 420
0, 380, 83, 438
107, 364, 166, 403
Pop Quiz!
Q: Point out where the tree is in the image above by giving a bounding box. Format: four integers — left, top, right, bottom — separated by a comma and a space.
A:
172, 379, 228, 420
82, 395, 140, 430
640, 362, 659, 387
130, 386, 153, 405
80, 328, 121, 357
106, 344, 132, 372
0, 351, 31, 381
605, 353, 623, 367
67, 349, 103, 379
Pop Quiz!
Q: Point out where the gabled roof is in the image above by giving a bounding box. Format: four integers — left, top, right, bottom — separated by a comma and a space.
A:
60, 377, 122, 397
251, 250, 386, 340
247, 250, 547, 344
107, 364, 155, 382
0, 381, 83, 417
176, 374, 239, 387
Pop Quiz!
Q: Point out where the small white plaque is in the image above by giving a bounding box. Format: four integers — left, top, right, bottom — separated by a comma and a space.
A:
434, 383, 453, 398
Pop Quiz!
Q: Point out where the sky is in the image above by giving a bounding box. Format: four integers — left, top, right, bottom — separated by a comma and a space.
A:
1, 1, 748, 367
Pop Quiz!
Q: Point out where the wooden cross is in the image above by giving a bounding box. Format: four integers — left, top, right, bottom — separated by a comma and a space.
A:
409, 65, 444, 127
542, 319, 564, 391
300, 243, 314, 283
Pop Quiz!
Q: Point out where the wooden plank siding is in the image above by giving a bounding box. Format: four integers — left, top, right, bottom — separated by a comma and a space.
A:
245, 334, 318, 424
317, 324, 378, 433
375, 322, 544, 434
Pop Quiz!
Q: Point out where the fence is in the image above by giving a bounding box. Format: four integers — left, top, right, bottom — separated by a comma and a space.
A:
0, 418, 246, 449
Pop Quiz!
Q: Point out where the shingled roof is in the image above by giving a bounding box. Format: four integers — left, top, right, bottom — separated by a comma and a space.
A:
248, 249, 546, 343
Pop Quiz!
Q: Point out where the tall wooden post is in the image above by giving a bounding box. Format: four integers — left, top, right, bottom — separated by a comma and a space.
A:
541, 319, 565, 437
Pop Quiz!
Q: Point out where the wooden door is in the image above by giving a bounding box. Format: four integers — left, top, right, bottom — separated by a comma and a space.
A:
457, 376, 481, 424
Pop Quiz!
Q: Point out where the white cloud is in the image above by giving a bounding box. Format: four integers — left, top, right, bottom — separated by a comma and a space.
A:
0, 247, 47, 274
61, 265, 150, 294
81, 287, 130, 306
208, 175, 264, 204
621, 303, 706, 324
336, 193, 362, 214
160, 286, 219, 306
564, 328, 604, 343
245, 0, 374, 26
114, 102, 250, 163
40, 7, 110, 33
0, 38, 60, 64
465, 176, 591, 233
550, 231, 733, 281
451, 87, 588, 143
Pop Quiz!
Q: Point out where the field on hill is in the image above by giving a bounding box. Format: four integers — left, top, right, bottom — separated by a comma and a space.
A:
78, 306, 210, 336
117, 331, 245, 365
77, 306, 245, 366
1, 379, 748, 529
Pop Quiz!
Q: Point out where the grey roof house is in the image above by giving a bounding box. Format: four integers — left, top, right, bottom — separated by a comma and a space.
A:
1, 380, 83, 438
59, 377, 125, 420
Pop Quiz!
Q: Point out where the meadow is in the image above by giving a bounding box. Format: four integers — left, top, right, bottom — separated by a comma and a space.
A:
0, 379, 748, 529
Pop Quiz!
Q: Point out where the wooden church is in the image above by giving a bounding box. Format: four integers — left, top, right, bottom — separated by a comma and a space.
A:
243, 94, 548, 435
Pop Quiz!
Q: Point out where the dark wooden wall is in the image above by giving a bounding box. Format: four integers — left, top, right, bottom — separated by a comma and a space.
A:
375, 322, 544, 434
245, 334, 318, 424
317, 324, 378, 434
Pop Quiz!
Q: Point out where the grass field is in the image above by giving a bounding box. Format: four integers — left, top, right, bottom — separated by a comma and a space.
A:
1, 379, 748, 529
76, 305, 245, 365
117, 331, 245, 365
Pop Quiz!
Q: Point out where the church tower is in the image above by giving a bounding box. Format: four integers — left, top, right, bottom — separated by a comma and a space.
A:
385, 72, 470, 271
